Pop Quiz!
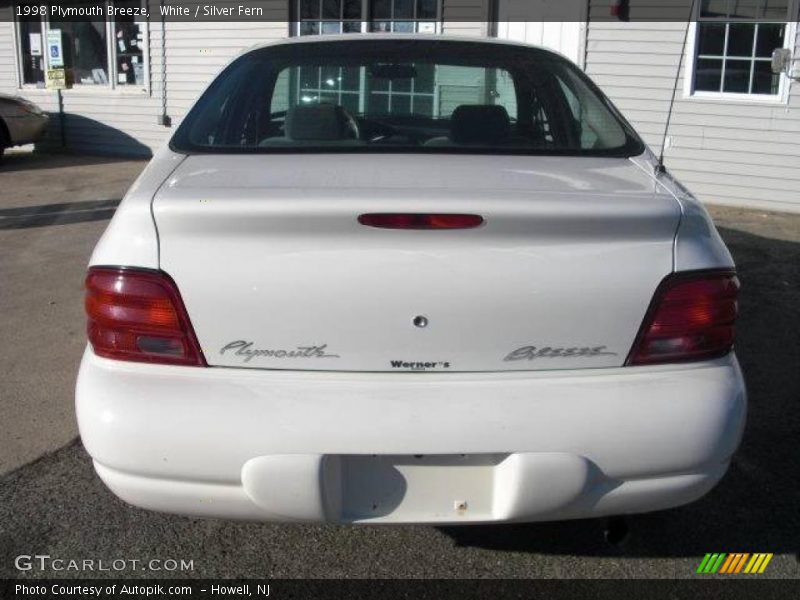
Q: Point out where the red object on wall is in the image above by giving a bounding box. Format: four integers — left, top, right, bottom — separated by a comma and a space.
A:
610, 0, 628, 19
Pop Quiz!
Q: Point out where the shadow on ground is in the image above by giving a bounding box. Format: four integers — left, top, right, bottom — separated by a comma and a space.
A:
0, 152, 137, 174
441, 226, 800, 557
1, 114, 152, 174
0, 198, 120, 230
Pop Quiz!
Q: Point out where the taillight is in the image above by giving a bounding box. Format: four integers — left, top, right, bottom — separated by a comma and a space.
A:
626, 270, 739, 366
358, 213, 484, 230
85, 267, 206, 366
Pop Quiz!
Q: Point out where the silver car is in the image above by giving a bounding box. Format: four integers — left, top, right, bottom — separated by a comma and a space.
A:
0, 94, 49, 161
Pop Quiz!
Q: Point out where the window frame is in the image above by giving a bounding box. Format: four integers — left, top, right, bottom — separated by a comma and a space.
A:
12, 0, 150, 95
292, 0, 443, 37
683, 1, 798, 104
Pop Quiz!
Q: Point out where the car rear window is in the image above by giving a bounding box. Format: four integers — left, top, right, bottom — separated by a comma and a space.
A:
171, 39, 643, 157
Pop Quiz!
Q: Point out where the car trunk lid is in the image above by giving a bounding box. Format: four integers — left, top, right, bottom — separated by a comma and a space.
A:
153, 154, 678, 372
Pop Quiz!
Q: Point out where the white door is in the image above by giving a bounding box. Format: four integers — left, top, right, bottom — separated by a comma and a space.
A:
496, 0, 585, 66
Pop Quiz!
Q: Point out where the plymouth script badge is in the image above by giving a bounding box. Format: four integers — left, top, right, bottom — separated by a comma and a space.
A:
220, 340, 340, 363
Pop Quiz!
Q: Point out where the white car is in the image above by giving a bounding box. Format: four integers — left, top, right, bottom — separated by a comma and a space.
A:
77, 36, 745, 524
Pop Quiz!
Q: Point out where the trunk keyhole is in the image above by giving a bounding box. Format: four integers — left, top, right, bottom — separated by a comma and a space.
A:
413, 316, 428, 328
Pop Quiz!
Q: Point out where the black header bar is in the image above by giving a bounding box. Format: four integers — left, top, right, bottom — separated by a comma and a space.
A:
3, 0, 793, 23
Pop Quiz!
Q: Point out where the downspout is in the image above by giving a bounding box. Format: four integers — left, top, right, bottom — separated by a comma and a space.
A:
789, 15, 800, 97
487, 0, 498, 37
582, 0, 590, 71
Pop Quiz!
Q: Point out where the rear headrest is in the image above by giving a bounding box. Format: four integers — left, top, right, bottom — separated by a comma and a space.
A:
450, 105, 511, 145
285, 104, 349, 141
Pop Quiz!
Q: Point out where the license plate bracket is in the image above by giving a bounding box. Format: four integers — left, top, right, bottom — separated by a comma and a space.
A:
337, 453, 507, 522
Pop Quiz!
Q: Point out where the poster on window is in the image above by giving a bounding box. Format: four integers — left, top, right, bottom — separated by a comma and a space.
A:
29, 33, 42, 56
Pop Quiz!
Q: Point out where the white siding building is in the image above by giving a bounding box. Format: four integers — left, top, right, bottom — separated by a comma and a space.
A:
2, 0, 799, 212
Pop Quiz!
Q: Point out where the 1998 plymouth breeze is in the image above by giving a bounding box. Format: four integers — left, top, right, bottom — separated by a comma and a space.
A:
76, 36, 746, 524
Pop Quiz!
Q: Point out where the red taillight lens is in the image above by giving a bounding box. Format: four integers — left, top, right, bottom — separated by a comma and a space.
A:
85, 267, 206, 366
358, 213, 484, 230
626, 270, 740, 366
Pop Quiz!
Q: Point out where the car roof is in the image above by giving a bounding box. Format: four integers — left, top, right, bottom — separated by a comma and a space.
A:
243, 33, 567, 61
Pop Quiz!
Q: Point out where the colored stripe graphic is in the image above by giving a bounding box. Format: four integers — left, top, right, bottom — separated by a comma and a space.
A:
719, 554, 736, 573
728, 553, 743, 573
744, 554, 760, 574
699, 553, 726, 573
711, 553, 727, 573
697, 554, 713, 573
699, 553, 717, 573
734, 553, 750, 573
698, 553, 774, 574
758, 554, 774, 573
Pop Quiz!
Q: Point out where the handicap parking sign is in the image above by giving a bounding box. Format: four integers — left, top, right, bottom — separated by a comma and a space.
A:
46, 29, 63, 68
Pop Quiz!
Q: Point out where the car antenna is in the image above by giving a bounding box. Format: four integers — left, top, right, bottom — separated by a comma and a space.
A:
657, 0, 697, 174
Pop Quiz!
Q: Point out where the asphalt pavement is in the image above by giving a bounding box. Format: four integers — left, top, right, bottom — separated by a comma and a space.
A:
0, 153, 145, 474
0, 151, 798, 580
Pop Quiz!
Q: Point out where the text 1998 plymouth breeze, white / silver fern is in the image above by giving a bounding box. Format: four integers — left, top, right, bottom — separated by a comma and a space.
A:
76, 35, 746, 524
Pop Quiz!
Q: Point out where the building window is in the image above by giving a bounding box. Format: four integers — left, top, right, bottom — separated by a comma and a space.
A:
292, 1, 441, 116
17, 12, 44, 85
295, 64, 364, 114
50, 7, 110, 86
691, 0, 792, 96
297, 0, 364, 35
113, 0, 146, 86
369, 0, 439, 33
368, 62, 435, 115
15, 0, 147, 89
294, 0, 440, 36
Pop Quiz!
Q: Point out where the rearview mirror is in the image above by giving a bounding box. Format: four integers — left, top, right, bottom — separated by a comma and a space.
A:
369, 64, 418, 80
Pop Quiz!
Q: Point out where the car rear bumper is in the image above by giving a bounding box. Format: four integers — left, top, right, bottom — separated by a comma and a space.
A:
76, 349, 746, 524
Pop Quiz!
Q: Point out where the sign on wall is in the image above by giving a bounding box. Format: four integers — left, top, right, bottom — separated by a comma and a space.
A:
46, 29, 63, 68
46, 68, 67, 90
29, 32, 42, 56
